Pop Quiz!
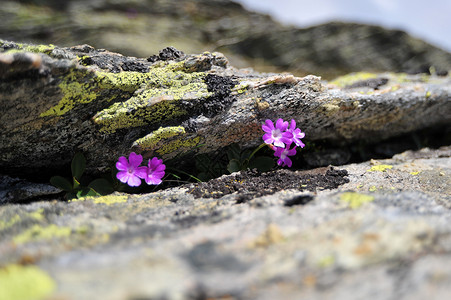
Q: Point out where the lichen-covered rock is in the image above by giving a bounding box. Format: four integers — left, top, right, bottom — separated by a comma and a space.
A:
0, 147, 449, 299
1, 40, 450, 178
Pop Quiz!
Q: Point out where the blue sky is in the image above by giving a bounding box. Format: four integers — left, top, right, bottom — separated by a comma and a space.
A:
235, 0, 451, 52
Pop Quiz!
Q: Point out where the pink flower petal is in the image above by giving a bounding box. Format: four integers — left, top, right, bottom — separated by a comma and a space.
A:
116, 171, 129, 183
135, 166, 148, 179
285, 158, 292, 168
149, 157, 162, 169
127, 175, 142, 187
273, 140, 286, 148
145, 175, 162, 185
128, 152, 143, 167
262, 133, 274, 144
264, 119, 274, 130
155, 164, 166, 172
275, 118, 284, 129
116, 156, 129, 171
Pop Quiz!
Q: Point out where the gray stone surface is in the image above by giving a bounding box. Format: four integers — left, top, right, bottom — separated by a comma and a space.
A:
0, 147, 449, 299
0, 175, 60, 204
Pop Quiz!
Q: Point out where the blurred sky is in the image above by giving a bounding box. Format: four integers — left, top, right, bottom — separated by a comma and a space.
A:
235, 0, 451, 52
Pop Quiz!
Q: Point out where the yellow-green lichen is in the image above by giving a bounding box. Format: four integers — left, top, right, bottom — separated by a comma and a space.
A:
3, 42, 55, 55
40, 80, 97, 116
0, 264, 56, 300
28, 208, 45, 221
232, 82, 251, 94
340, 192, 375, 209
134, 126, 186, 149
38, 59, 211, 133
0, 209, 44, 231
71, 195, 128, 205
94, 98, 187, 133
155, 136, 202, 157
318, 255, 335, 267
0, 214, 21, 231
93, 68, 211, 133
329, 72, 378, 88
13, 224, 72, 245
94, 195, 128, 205
367, 164, 393, 172
40, 70, 153, 117
96, 71, 155, 92
22, 44, 55, 54
77, 55, 92, 66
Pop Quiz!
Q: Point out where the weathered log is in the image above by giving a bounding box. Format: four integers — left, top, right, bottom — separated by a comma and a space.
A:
1, 40, 450, 176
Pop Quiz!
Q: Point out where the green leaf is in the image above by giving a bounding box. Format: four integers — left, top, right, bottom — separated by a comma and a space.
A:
76, 187, 99, 198
76, 188, 87, 198
73, 177, 81, 189
88, 178, 114, 195
71, 152, 86, 180
167, 168, 202, 183
86, 189, 100, 197
170, 173, 181, 180
227, 144, 241, 161
66, 192, 77, 200
50, 176, 73, 192
249, 156, 275, 172
227, 159, 241, 173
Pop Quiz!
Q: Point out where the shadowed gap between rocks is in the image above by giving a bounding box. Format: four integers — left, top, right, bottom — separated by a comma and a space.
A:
2, 122, 448, 205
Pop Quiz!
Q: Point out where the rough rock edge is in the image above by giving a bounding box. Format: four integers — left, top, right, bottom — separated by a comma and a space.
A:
1, 40, 450, 177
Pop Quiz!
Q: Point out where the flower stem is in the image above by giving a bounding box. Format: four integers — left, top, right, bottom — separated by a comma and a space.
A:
167, 167, 203, 183
248, 143, 268, 162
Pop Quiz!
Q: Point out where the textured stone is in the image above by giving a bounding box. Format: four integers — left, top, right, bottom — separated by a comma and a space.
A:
0, 147, 451, 299
1, 40, 450, 179
0, 147, 449, 299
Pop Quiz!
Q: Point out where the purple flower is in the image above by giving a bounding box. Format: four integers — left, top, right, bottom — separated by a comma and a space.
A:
287, 119, 305, 148
262, 118, 293, 148
274, 144, 297, 168
116, 152, 147, 187
142, 157, 166, 185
